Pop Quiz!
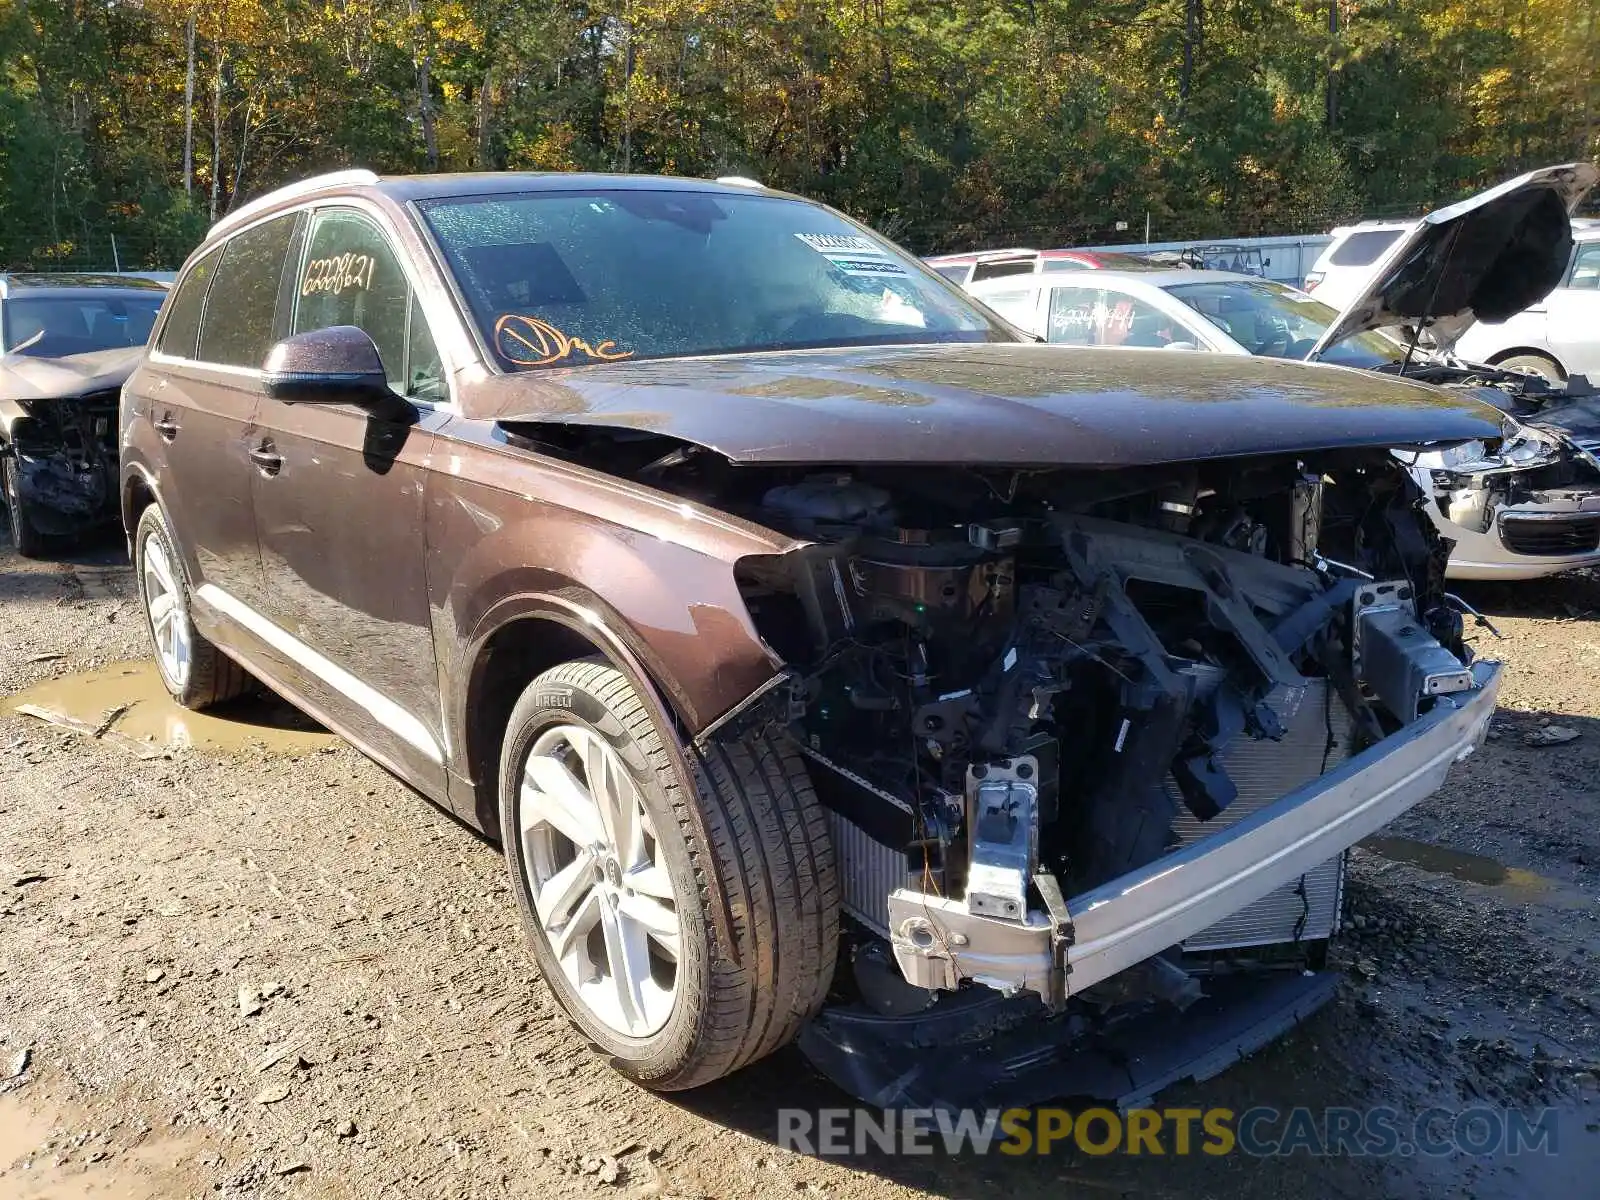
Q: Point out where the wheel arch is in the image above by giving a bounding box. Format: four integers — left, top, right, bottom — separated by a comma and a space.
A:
1487, 345, 1568, 375
121, 464, 164, 555
458, 593, 748, 962
457, 591, 732, 834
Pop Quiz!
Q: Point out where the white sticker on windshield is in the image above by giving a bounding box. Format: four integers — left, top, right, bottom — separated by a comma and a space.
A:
795, 233, 909, 278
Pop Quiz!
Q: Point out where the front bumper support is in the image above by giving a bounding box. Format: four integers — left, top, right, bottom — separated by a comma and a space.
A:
889, 661, 1501, 1001
800, 968, 1341, 1111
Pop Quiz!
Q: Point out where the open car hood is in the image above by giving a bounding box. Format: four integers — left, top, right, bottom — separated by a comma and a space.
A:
1308, 162, 1600, 361
0, 346, 144, 403
470, 342, 1506, 467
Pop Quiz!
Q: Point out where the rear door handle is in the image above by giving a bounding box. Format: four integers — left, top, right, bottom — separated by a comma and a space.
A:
152, 413, 180, 441
249, 440, 284, 477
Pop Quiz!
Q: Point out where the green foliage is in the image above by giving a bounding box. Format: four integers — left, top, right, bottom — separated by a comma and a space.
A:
0, 0, 1594, 268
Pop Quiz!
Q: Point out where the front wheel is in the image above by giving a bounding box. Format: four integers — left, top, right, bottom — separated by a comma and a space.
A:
2, 453, 47, 559
500, 658, 838, 1090
1497, 352, 1567, 385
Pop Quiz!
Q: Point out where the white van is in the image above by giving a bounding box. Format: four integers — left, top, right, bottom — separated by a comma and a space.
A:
1302, 220, 1413, 309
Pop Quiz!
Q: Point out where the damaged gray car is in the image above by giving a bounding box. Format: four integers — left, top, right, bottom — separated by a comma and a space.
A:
0, 274, 165, 556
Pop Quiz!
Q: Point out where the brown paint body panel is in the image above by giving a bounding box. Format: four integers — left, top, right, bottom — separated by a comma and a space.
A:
425, 414, 793, 751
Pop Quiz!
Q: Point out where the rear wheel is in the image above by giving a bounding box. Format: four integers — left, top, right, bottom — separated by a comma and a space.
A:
1496, 352, 1567, 385
2, 453, 47, 559
134, 505, 250, 709
500, 658, 837, 1090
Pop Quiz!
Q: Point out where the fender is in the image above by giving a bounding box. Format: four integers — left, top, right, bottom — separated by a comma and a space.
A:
455, 589, 755, 969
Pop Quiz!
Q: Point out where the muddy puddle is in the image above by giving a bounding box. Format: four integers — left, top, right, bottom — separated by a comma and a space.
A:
3, 662, 337, 756
0, 1092, 211, 1200
1360, 835, 1594, 907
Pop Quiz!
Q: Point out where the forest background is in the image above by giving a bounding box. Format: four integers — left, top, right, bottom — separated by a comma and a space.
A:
1, 0, 1595, 269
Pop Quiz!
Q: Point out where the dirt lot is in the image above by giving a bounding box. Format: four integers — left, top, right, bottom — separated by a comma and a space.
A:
2, 530, 1599, 1200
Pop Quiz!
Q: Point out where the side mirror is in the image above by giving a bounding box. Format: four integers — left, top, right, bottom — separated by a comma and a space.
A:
262, 326, 393, 405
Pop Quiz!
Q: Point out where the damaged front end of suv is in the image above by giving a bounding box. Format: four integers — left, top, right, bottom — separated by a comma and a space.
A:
503, 345, 1509, 1111
714, 447, 1499, 1107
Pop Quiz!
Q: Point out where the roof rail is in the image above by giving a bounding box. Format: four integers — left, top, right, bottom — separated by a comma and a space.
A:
209, 169, 380, 239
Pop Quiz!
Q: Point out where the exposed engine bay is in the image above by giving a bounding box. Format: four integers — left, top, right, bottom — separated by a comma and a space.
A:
1, 387, 120, 531
714, 450, 1472, 1004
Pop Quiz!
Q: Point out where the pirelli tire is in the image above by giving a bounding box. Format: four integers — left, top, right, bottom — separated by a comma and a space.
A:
500, 657, 839, 1090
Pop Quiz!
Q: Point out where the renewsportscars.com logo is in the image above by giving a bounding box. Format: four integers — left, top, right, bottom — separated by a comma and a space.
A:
777, 1106, 1562, 1158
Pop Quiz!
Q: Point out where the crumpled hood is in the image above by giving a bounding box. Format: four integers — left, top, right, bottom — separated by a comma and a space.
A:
0, 346, 144, 403
468, 342, 1506, 467
1523, 394, 1600, 449
1309, 163, 1600, 361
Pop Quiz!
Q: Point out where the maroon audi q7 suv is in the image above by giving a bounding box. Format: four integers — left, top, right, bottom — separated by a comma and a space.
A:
122, 169, 1507, 1108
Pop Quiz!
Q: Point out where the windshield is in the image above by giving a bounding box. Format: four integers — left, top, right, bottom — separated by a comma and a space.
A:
3, 293, 165, 356
420, 189, 1013, 369
1162, 279, 1405, 368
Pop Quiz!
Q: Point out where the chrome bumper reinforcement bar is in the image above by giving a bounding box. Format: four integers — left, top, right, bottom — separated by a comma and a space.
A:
889, 660, 1502, 1000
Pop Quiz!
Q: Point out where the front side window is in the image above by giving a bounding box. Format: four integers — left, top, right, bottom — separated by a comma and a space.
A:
1046, 286, 1185, 348
1568, 242, 1600, 290
419, 189, 1012, 370
292, 209, 445, 400
1165, 278, 1403, 367
2, 292, 166, 356
197, 213, 298, 367
155, 250, 220, 358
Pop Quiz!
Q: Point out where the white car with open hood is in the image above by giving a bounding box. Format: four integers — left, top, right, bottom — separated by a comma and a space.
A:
968, 163, 1600, 581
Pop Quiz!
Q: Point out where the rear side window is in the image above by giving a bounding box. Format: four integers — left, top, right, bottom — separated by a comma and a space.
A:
978, 288, 1037, 327
197, 214, 298, 367
1329, 229, 1403, 267
156, 249, 220, 358
971, 259, 1037, 282
932, 264, 969, 282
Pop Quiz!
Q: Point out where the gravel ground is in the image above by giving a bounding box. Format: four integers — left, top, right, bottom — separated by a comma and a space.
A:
2, 529, 1599, 1199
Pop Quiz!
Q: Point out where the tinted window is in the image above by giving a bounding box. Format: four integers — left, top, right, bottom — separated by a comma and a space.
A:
932, 264, 969, 282
1329, 229, 1404, 267
421, 190, 1010, 369
156, 250, 219, 357
197, 214, 297, 367
3, 293, 166, 356
1046, 287, 1185, 348
970, 259, 1037, 282
1569, 242, 1600, 290
293, 209, 443, 398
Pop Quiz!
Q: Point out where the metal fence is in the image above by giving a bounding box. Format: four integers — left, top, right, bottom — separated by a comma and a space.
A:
1073, 233, 1337, 285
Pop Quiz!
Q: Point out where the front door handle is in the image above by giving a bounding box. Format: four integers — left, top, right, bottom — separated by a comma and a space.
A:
249, 440, 284, 477
152, 412, 180, 441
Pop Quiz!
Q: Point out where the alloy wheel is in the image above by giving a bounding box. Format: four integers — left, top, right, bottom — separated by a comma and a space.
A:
519, 724, 681, 1037
142, 533, 192, 690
